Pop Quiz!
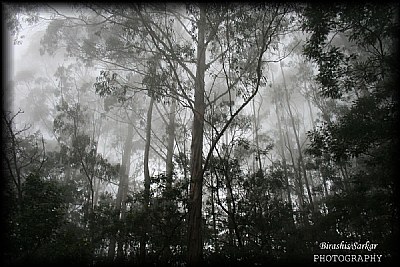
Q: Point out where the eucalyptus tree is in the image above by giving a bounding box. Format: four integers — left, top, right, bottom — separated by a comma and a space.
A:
6, 2, 399, 264
279, 58, 315, 213
271, 87, 295, 222
179, 5, 294, 264
22, 3, 297, 265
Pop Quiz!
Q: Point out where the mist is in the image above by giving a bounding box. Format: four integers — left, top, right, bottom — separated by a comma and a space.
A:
3, 3, 398, 266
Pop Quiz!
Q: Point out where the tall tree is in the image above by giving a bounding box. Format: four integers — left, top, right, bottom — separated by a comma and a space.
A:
108, 120, 134, 260
186, 5, 207, 265
165, 98, 177, 190
12, 3, 295, 264
279, 59, 315, 212
273, 90, 295, 224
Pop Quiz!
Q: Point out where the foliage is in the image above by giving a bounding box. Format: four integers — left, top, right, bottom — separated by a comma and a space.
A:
3, 4, 41, 45
302, 2, 399, 262
3, 3, 399, 266
4, 173, 68, 265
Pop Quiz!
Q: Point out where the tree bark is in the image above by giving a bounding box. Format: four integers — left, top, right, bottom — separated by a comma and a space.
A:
187, 5, 206, 266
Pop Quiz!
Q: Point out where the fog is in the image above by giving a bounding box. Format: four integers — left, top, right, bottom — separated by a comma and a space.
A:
3, 3, 397, 266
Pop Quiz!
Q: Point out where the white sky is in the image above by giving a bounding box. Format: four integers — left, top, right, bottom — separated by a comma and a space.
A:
6, 6, 318, 167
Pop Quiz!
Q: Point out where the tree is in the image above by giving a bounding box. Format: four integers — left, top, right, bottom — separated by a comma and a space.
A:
186, 5, 294, 264
279, 57, 315, 213
302, 2, 399, 260
107, 120, 133, 260
35, 4, 294, 265
272, 85, 295, 225
1, 110, 74, 265
140, 94, 154, 264
2, 109, 46, 207
10, 3, 399, 265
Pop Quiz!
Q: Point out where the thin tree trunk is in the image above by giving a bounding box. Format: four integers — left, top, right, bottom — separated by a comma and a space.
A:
226, 187, 234, 248
108, 122, 134, 260
320, 165, 329, 197
223, 131, 234, 248
285, 129, 304, 214
209, 109, 219, 253
117, 136, 133, 259
271, 70, 295, 221
306, 94, 315, 129
252, 97, 263, 174
139, 96, 155, 264
210, 172, 219, 253
339, 162, 349, 192
159, 97, 176, 265
280, 61, 314, 212
187, 5, 206, 266
226, 179, 242, 248
166, 98, 176, 190
274, 99, 295, 225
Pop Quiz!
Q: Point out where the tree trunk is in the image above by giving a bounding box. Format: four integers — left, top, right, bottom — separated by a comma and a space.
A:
252, 97, 263, 174
224, 160, 234, 249
226, 177, 242, 248
166, 98, 176, 190
139, 96, 154, 264
108, 121, 134, 260
117, 132, 133, 259
187, 5, 206, 266
209, 109, 219, 253
159, 97, 176, 264
271, 69, 294, 220
210, 172, 219, 253
306, 93, 315, 129
274, 98, 295, 226
285, 128, 305, 215
280, 60, 314, 212
93, 176, 101, 206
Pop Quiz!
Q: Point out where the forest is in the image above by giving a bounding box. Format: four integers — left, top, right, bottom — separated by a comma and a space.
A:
2, 3, 399, 267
